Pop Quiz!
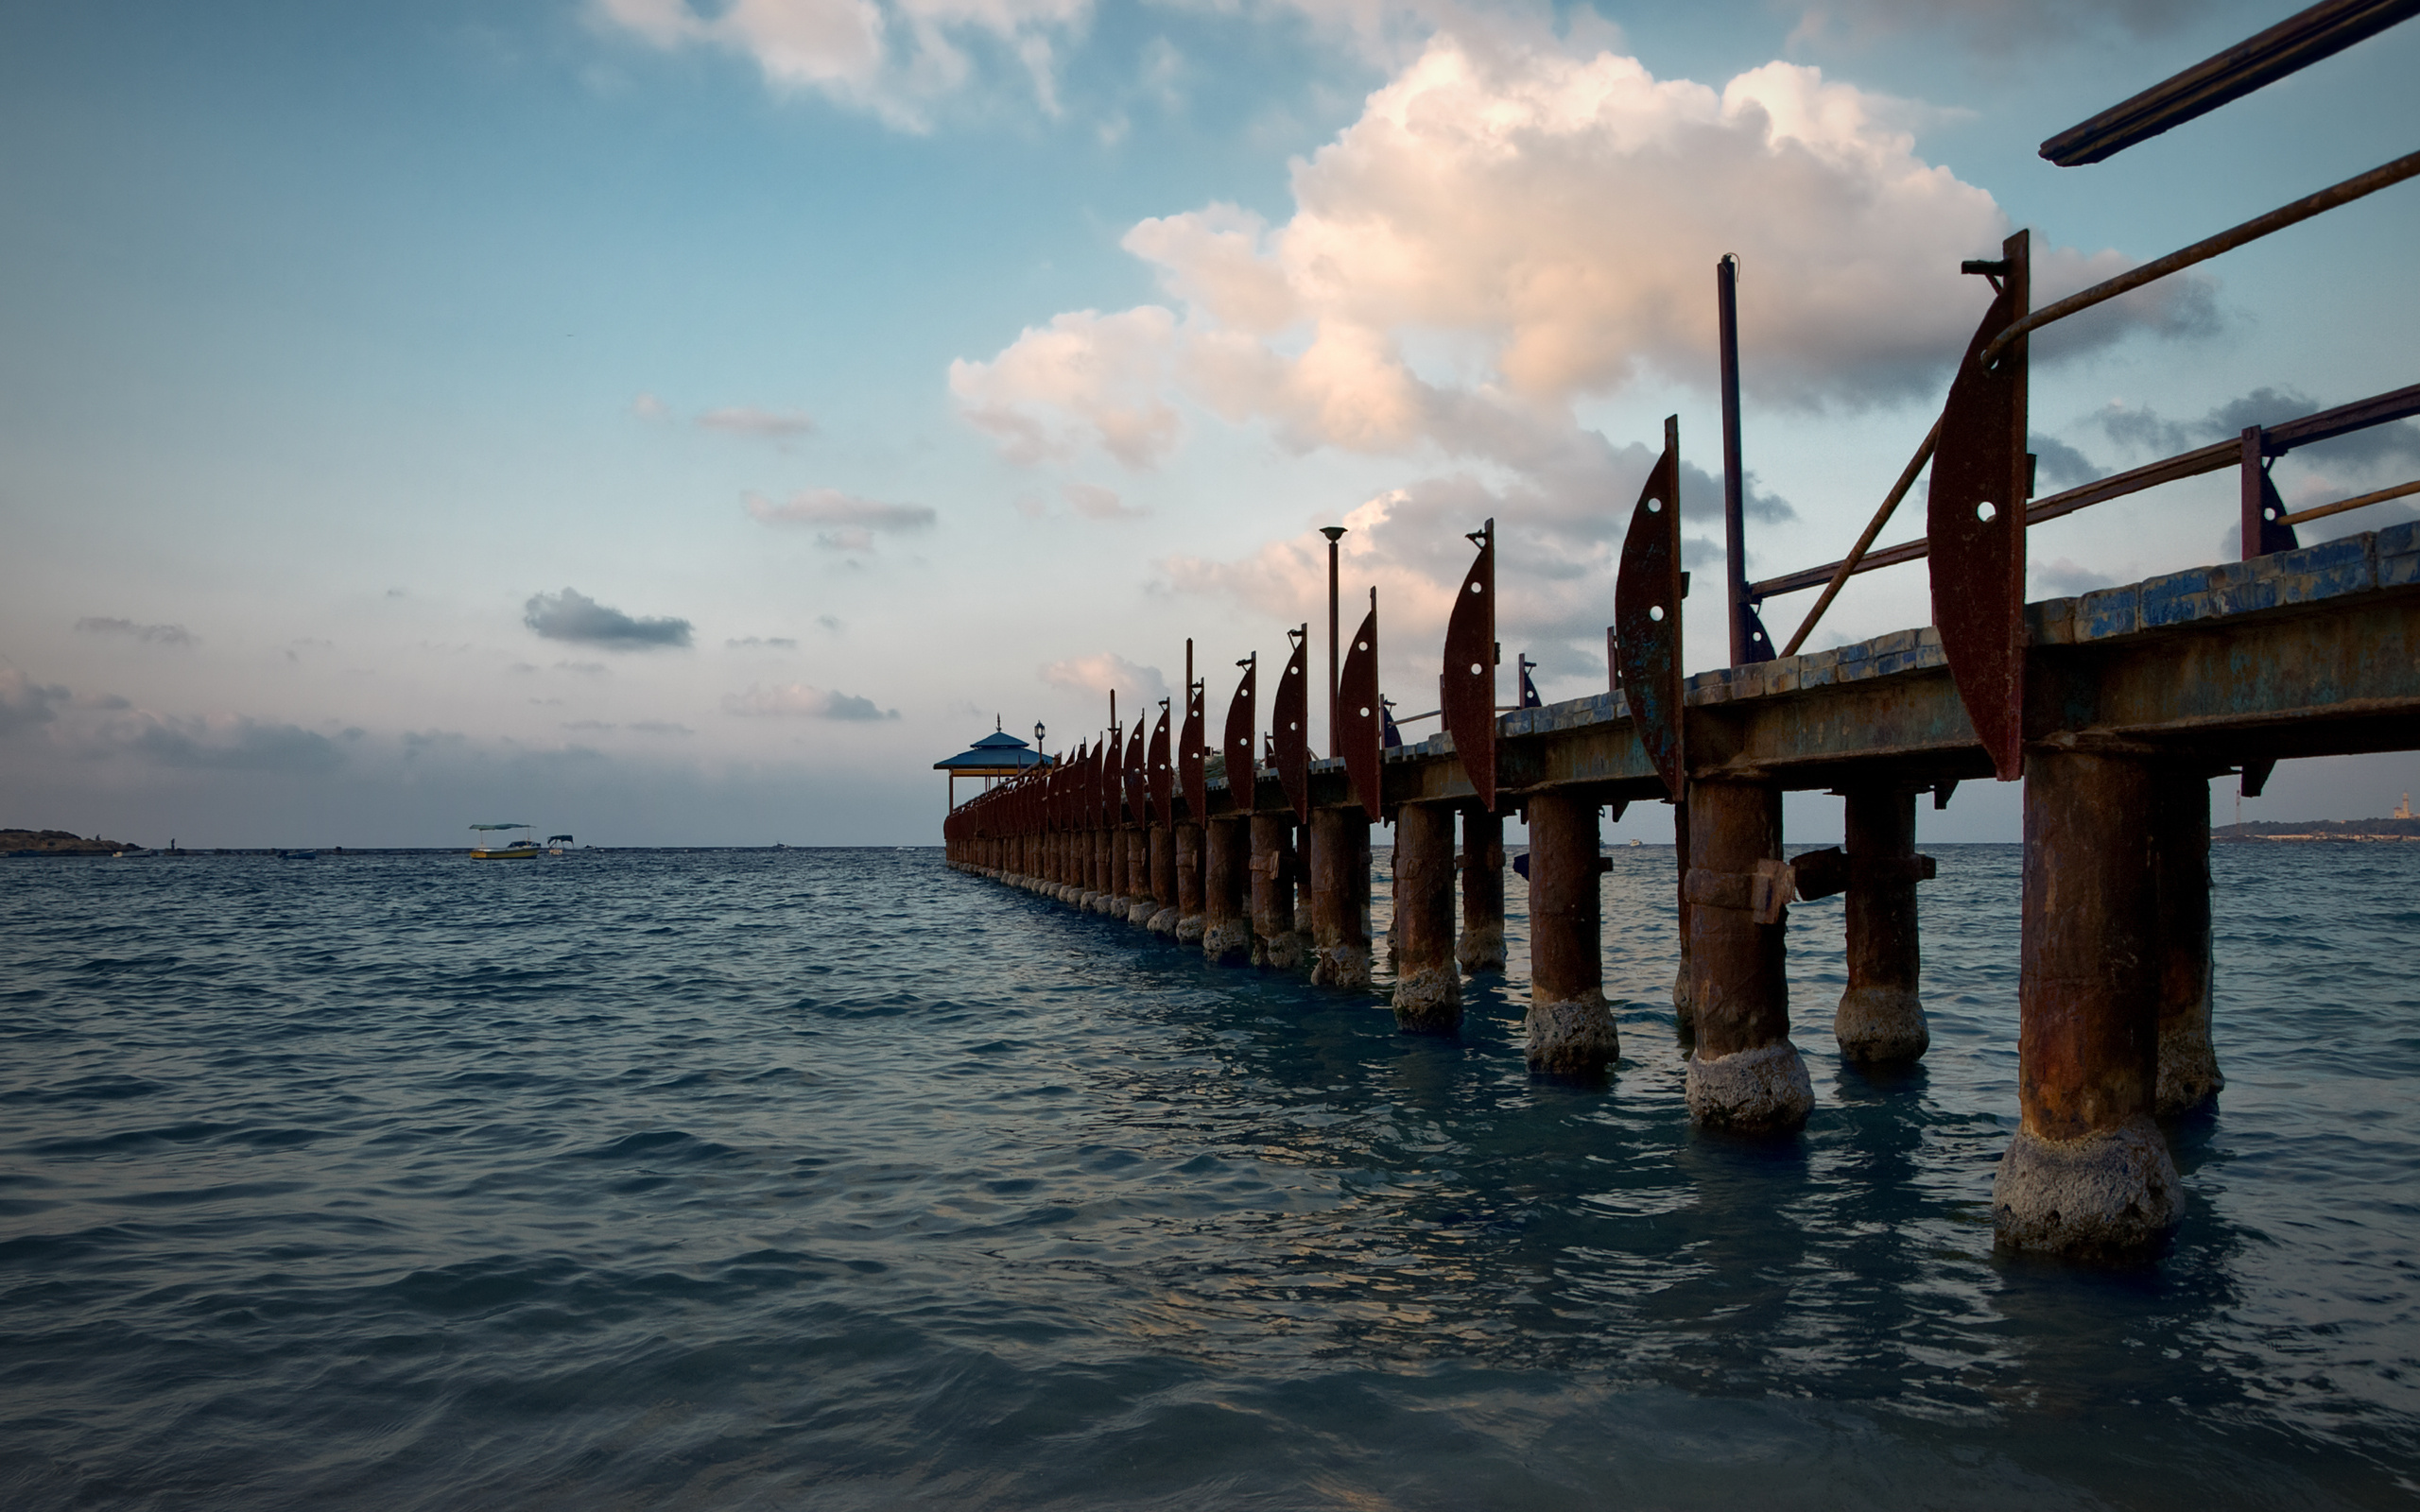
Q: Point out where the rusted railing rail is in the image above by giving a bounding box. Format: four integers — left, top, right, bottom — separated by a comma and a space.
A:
1754, 382, 2420, 612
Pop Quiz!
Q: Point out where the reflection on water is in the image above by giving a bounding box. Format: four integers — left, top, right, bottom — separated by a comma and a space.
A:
0, 844, 2414, 1508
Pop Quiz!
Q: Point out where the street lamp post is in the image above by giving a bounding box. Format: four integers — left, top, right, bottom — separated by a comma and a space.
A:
1321, 525, 1346, 756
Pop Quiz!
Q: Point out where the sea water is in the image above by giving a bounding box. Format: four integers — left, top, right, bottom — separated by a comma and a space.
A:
1, 845, 2414, 1509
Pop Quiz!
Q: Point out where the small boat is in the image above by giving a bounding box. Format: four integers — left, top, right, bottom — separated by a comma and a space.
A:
469, 822, 540, 860
280, 849, 318, 860
544, 833, 574, 856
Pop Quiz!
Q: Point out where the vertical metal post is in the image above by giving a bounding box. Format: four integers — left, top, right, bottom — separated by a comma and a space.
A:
1322, 525, 1346, 755
2240, 425, 2264, 561
1718, 254, 1769, 666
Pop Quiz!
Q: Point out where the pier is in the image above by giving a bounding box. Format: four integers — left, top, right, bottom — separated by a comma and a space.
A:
942, 4, 2420, 1263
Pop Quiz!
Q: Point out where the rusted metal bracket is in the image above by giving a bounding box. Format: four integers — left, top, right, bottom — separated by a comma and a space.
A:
1683, 859, 1794, 924
1222, 653, 1256, 815
1615, 416, 1687, 799
1929, 229, 2031, 782
1788, 847, 1937, 902
1272, 625, 1311, 823
2240, 427, 2303, 558
1339, 589, 1384, 816
2241, 758, 2275, 799
1442, 518, 1497, 811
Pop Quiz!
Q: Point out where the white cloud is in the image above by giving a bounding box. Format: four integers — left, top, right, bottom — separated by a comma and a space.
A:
949, 306, 1183, 466
631, 392, 670, 420
952, 31, 2215, 476
699, 405, 818, 439
75, 616, 198, 647
745, 488, 937, 551
594, 0, 1089, 129
723, 681, 902, 719
1063, 482, 1148, 520
1040, 651, 1167, 706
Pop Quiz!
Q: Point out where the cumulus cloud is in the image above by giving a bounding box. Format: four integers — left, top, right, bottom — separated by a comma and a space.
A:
953, 31, 2215, 476
1064, 482, 1149, 520
2096, 387, 2420, 470
523, 588, 694, 649
594, 0, 1089, 129
723, 681, 901, 719
745, 488, 938, 552
700, 405, 817, 439
119, 713, 346, 774
75, 617, 197, 646
1040, 652, 1167, 706
0, 669, 72, 735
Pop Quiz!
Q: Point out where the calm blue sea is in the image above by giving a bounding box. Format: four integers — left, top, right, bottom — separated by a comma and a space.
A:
2, 844, 2415, 1509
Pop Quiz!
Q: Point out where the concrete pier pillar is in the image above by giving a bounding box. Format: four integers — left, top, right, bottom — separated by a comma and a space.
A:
1994, 748, 2182, 1258
1126, 829, 1154, 925
1146, 827, 1178, 932
1526, 791, 1616, 1075
1249, 815, 1306, 970
1293, 822, 1316, 939
1684, 779, 1811, 1131
1836, 785, 1929, 1063
1672, 800, 1695, 1037
2152, 771, 2222, 1117
1307, 808, 1373, 988
1456, 806, 1507, 973
1202, 817, 1251, 965
1391, 802, 1461, 1032
1174, 823, 1206, 943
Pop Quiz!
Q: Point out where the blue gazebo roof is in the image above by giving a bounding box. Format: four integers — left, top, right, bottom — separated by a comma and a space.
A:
935, 727, 1046, 771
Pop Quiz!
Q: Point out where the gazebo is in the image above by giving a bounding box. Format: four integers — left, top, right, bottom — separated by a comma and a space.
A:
935, 718, 1048, 810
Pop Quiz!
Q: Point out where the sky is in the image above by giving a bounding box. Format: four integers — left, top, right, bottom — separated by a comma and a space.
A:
2, 0, 2415, 848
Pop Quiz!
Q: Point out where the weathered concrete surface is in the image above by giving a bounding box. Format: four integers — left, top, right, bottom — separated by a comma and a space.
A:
1526, 791, 1615, 1076
1391, 802, 1461, 1033
1174, 823, 1205, 944
1308, 809, 1372, 989
2152, 771, 2222, 1116
1202, 817, 1252, 966
2002, 748, 2178, 1255
1685, 1041, 1816, 1133
1685, 780, 1807, 1130
1836, 784, 1929, 1063
1456, 806, 1507, 973
1993, 1118, 2181, 1259
1248, 815, 1306, 971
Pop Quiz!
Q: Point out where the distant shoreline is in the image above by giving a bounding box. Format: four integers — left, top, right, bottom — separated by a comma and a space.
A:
2214, 816, 2420, 843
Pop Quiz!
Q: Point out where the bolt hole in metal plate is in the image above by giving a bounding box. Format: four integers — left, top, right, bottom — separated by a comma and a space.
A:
1442, 518, 1499, 809
1977, 501, 1997, 523
1614, 420, 1686, 799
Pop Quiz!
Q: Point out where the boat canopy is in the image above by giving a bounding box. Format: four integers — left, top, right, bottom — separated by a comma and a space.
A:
469, 822, 532, 831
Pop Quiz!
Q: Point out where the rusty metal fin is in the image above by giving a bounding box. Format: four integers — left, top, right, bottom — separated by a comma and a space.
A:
1441, 518, 1497, 811
1179, 673, 1207, 822
1615, 416, 1687, 799
1222, 654, 1257, 816
1124, 719, 1149, 826
1339, 592, 1383, 817
1149, 703, 1174, 830
1928, 228, 2031, 781
1272, 626, 1310, 823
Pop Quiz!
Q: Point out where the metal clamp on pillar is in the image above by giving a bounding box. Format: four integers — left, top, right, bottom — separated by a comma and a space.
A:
1787, 847, 1937, 902
1682, 860, 1795, 925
